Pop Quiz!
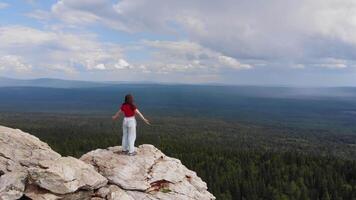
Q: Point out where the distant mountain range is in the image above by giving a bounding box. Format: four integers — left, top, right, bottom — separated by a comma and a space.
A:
0, 77, 177, 88
2, 77, 356, 99
0, 77, 114, 88
0, 77, 164, 88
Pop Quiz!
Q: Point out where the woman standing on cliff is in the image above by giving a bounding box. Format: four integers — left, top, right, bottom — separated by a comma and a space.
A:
112, 94, 150, 156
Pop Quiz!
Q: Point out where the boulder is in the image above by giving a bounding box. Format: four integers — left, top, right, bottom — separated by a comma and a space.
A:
0, 171, 27, 200
81, 145, 215, 200
28, 157, 107, 194
106, 185, 134, 200
0, 126, 61, 172
80, 145, 164, 191
24, 184, 61, 200
24, 184, 94, 200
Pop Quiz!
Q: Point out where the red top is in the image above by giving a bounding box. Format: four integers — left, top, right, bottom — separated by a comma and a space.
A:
120, 103, 137, 117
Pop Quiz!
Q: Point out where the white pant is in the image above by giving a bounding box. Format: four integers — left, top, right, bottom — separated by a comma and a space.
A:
122, 117, 137, 153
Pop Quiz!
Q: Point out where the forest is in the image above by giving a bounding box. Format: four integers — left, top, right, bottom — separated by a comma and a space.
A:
1, 113, 355, 200
0, 85, 355, 199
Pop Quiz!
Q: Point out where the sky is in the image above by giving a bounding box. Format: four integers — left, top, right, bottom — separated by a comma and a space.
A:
0, 0, 356, 86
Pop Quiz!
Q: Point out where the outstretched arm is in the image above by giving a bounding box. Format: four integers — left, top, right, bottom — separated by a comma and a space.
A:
112, 109, 122, 121
135, 109, 150, 125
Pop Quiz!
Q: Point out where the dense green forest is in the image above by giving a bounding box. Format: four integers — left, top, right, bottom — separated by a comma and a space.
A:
1, 112, 355, 200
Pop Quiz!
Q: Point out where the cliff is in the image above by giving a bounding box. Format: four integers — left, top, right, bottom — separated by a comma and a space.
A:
0, 125, 215, 200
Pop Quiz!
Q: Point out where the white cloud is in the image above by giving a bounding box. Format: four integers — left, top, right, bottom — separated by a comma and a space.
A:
313, 58, 348, 69
0, 26, 128, 74
93, 63, 106, 70
0, 2, 8, 9
0, 55, 32, 73
0, 26, 55, 46
218, 55, 252, 69
51, 1, 101, 25
40, 0, 356, 71
47, 0, 131, 31
303, 1, 356, 45
287, 57, 355, 70
114, 59, 130, 69
26, 10, 51, 21
10, 0, 356, 84
143, 40, 252, 72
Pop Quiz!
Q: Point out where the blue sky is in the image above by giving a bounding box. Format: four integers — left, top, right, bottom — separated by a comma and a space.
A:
1, 0, 356, 86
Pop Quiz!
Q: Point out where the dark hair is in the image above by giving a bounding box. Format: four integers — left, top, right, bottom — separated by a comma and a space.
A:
123, 94, 136, 110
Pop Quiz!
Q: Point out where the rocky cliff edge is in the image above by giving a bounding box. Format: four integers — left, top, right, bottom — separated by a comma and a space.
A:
0, 125, 215, 200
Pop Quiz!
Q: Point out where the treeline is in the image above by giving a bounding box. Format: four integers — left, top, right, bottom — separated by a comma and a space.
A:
0, 113, 355, 199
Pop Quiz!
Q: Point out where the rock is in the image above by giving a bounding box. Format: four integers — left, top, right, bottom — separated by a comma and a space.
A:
24, 184, 94, 200
0, 171, 27, 200
81, 144, 215, 200
148, 157, 213, 199
24, 184, 61, 200
0, 158, 23, 176
60, 190, 93, 200
80, 145, 165, 191
0, 125, 215, 200
0, 126, 61, 172
94, 185, 135, 200
0, 125, 61, 199
95, 186, 110, 198
125, 191, 153, 200
28, 157, 107, 194
106, 185, 134, 200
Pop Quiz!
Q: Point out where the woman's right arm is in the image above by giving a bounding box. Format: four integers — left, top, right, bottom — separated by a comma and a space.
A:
112, 109, 122, 121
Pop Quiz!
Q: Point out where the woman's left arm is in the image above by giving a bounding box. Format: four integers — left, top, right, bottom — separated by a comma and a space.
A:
135, 109, 150, 125
112, 110, 122, 121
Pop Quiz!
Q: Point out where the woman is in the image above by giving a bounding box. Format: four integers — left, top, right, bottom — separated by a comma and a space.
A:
112, 94, 150, 156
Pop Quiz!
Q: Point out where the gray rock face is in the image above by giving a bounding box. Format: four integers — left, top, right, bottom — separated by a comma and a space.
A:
0, 125, 107, 199
0, 125, 62, 200
80, 145, 163, 191
0, 126, 61, 174
0, 125, 215, 200
81, 145, 215, 200
28, 157, 107, 194
0, 171, 27, 200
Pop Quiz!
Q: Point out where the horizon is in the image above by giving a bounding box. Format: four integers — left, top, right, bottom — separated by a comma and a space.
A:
4, 75, 356, 88
1, 1, 356, 86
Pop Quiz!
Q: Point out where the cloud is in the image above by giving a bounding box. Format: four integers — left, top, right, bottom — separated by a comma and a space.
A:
313, 58, 348, 69
26, 10, 51, 21
142, 40, 252, 73
0, 55, 32, 73
51, 1, 101, 25
40, 0, 356, 71
218, 56, 252, 69
6, 0, 356, 85
0, 2, 8, 9
93, 63, 106, 70
0, 25, 128, 75
114, 59, 130, 69
47, 0, 132, 31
